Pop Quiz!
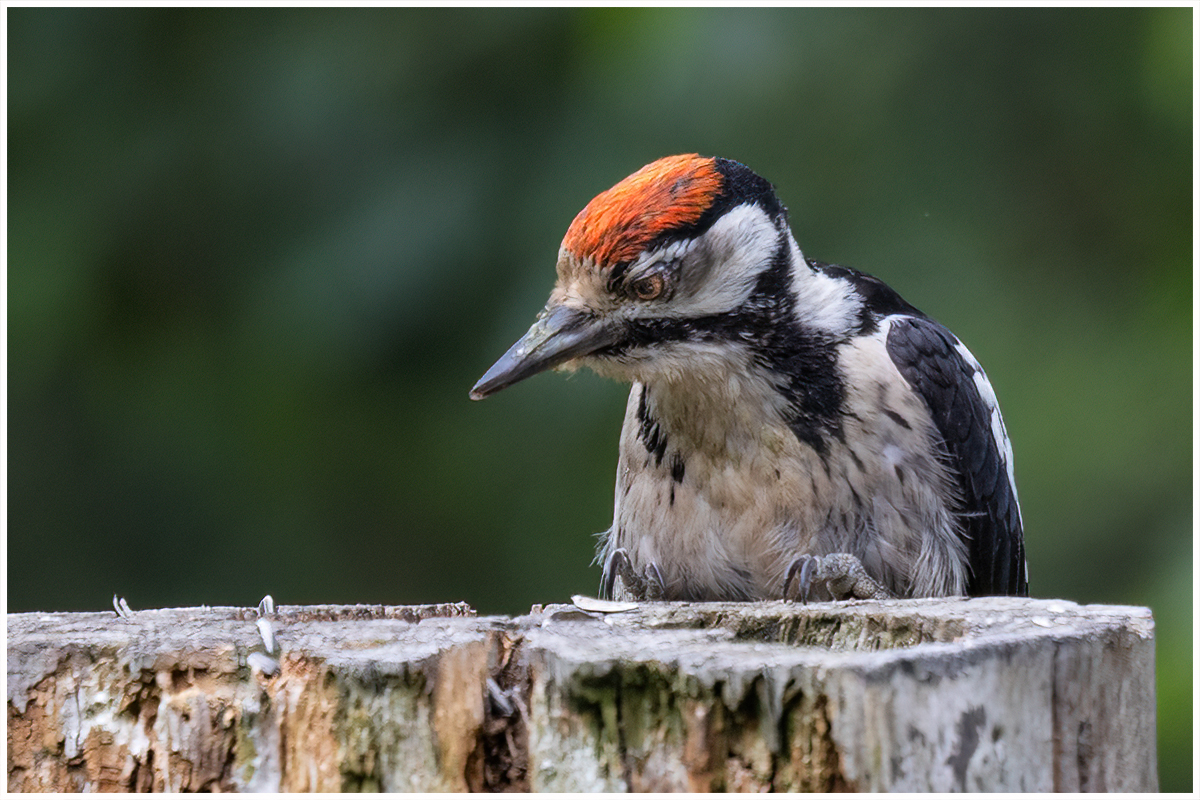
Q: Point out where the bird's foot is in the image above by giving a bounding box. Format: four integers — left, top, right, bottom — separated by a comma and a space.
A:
783, 553, 892, 602
602, 547, 665, 601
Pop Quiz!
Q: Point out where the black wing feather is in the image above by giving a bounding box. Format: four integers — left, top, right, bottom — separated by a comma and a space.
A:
886, 316, 1027, 596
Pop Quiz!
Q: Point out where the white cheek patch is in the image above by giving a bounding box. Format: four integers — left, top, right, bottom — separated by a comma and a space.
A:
659, 203, 781, 319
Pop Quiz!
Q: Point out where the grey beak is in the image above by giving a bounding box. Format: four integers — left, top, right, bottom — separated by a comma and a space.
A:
470, 304, 619, 400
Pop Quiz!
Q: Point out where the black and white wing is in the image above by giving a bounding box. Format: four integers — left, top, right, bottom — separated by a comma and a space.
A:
885, 315, 1028, 596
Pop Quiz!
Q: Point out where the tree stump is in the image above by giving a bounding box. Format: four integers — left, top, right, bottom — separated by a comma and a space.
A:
7, 597, 1156, 792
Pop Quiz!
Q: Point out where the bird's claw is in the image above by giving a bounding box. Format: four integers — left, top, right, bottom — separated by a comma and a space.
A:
601, 548, 627, 600
602, 547, 666, 601
783, 553, 892, 602
783, 555, 818, 603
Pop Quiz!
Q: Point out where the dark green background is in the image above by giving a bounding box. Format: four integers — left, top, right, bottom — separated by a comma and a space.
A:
7, 8, 1191, 789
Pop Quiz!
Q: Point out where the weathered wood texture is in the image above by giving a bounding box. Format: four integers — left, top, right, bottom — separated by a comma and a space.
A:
7, 597, 1156, 792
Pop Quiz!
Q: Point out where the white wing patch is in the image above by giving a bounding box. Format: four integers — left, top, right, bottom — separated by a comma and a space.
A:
953, 340, 1021, 525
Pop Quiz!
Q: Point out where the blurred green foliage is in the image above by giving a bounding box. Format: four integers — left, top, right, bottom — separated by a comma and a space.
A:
6, 8, 1191, 789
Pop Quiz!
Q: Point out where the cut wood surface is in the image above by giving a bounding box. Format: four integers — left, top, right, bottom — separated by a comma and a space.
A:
7, 597, 1156, 792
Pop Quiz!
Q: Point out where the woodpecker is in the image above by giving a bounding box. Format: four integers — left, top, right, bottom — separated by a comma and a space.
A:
471, 154, 1027, 603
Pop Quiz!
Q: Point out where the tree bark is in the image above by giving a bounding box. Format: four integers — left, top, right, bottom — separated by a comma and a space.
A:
7, 597, 1156, 792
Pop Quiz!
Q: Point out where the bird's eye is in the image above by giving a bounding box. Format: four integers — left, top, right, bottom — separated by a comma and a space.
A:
629, 274, 666, 301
